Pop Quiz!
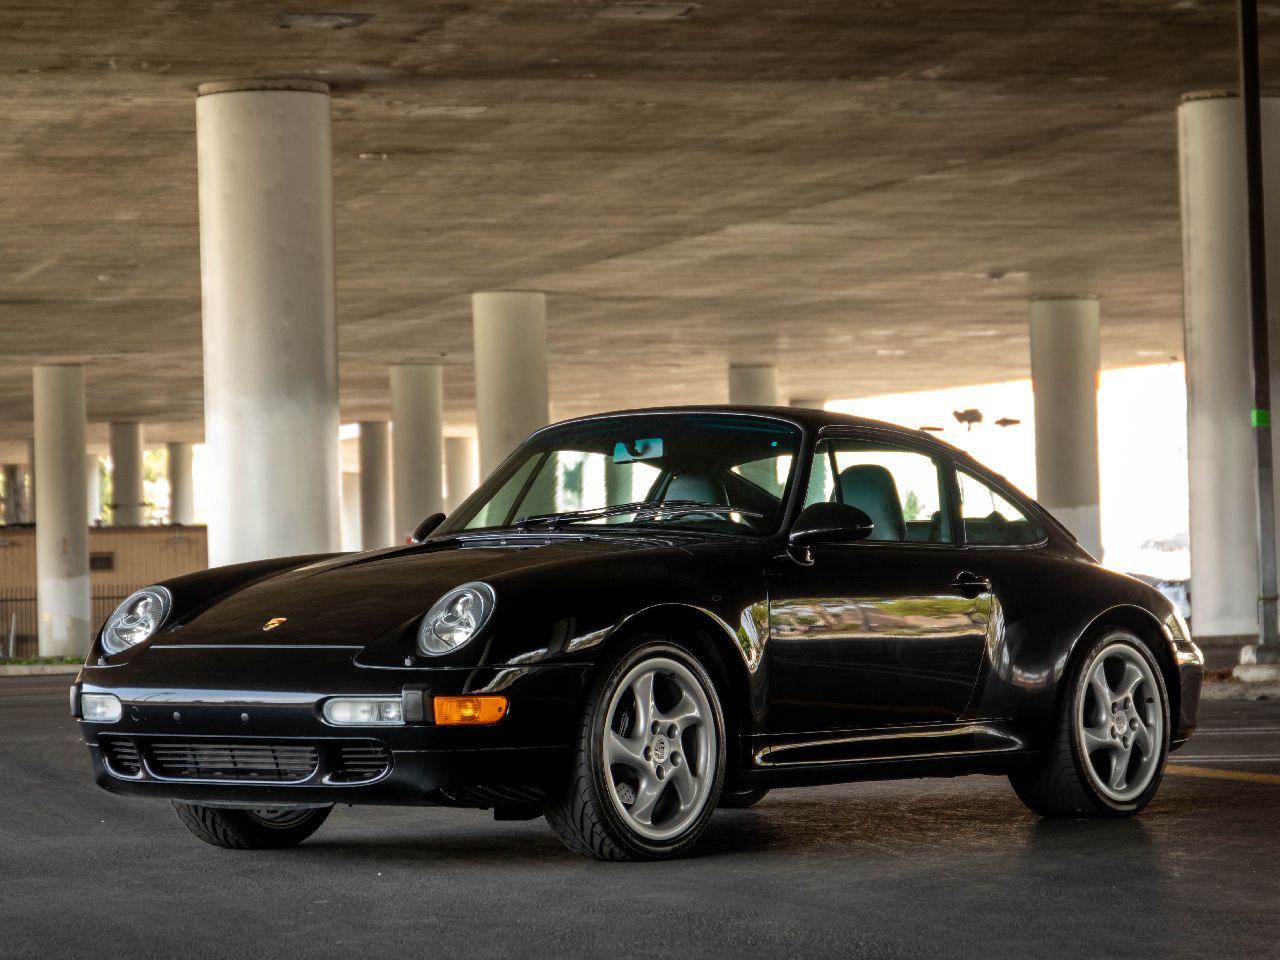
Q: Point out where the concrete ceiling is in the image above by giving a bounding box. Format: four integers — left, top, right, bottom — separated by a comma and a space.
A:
0, 0, 1268, 459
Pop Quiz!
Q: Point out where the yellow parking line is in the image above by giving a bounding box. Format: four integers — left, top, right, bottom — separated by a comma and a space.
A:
1166, 763, 1280, 786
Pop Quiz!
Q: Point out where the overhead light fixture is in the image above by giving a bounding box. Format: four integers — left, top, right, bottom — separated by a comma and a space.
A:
278, 12, 372, 30
597, 3, 697, 20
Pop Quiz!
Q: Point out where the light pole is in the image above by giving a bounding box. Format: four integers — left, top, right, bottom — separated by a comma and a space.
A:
1237, 0, 1279, 664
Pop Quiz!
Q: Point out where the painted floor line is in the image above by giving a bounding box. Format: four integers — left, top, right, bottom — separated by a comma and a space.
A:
1196, 727, 1280, 735
1166, 764, 1280, 785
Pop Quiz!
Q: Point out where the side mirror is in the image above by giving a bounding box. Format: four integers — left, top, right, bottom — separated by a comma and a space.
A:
789, 501, 874, 549
410, 512, 447, 543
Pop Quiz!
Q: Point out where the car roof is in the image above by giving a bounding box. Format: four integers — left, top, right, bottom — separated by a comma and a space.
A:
547, 404, 971, 460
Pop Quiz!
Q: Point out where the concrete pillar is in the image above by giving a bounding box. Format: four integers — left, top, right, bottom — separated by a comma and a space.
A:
196, 78, 340, 566
25, 438, 35, 523
473, 291, 549, 477
33, 365, 90, 657
444, 436, 480, 513
109, 422, 145, 526
1177, 92, 1280, 640
391, 366, 445, 541
167, 442, 195, 525
359, 421, 394, 549
3, 464, 26, 524
729, 364, 779, 406
339, 472, 361, 551
789, 397, 825, 410
1030, 296, 1103, 560
86, 455, 100, 525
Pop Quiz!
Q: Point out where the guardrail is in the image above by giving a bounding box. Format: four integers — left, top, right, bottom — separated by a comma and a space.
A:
0, 588, 133, 658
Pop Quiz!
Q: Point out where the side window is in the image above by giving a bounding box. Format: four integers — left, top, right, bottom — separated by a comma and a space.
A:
957, 471, 1044, 545
802, 439, 952, 544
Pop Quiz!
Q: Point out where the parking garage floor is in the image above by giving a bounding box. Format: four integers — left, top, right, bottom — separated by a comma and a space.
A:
2, 676, 1277, 960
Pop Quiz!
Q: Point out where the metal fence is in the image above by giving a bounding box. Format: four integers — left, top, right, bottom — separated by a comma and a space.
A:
0, 588, 133, 658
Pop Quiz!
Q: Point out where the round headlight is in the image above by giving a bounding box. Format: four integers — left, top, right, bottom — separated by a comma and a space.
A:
101, 586, 172, 655
418, 582, 495, 656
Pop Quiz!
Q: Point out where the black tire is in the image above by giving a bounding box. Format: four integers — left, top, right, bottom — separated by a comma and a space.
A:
172, 802, 333, 849
1009, 628, 1170, 818
719, 788, 770, 809
545, 637, 727, 861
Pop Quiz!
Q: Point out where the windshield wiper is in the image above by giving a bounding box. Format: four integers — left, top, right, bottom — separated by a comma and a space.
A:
515, 500, 762, 531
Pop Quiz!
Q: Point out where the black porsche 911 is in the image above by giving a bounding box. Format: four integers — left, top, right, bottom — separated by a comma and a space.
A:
73, 407, 1203, 860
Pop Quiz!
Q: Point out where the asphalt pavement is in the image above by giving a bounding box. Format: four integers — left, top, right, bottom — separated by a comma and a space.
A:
2, 676, 1277, 959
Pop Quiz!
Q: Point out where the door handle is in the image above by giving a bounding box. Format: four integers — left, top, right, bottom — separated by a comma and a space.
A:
951, 571, 991, 595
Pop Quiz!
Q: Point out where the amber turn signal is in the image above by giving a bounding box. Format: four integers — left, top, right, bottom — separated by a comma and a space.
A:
433, 695, 508, 725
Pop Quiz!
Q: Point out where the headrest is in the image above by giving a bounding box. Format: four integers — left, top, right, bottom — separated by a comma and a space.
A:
835, 464, 906, 542
665, 472, 726, 505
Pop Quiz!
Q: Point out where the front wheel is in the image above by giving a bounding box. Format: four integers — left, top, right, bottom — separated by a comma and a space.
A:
546, 639, 726, 860
172, 802, 333, 849
1010, 629, 1170, 817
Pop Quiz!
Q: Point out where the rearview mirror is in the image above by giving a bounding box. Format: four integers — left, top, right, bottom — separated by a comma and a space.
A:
410, 512, 447, 543
789, 502, 874, 549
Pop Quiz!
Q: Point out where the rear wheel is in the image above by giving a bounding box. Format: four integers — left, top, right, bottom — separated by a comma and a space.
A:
546, 639, 726, 860
172, 802, 333, 849
1010, 629, 1169, 817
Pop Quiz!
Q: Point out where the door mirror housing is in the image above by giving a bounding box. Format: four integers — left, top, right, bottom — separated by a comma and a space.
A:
411, 512, 447, 543
789, 501, 875, 548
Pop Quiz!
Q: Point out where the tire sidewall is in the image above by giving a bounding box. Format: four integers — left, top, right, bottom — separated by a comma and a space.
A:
1069, 629, 1170, 815
586, 639, 727, 859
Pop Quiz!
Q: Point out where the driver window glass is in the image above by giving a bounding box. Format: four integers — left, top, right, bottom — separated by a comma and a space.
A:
802, 440, 952, 544
957, 471, 1043, 545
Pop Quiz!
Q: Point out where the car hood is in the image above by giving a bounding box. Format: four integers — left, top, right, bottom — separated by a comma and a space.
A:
159, 535, 691, 647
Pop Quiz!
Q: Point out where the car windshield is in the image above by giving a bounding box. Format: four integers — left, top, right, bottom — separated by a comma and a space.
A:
437, 413, 803, 537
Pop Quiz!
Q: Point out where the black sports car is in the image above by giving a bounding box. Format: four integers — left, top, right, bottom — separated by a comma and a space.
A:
73, 407, 1203, 860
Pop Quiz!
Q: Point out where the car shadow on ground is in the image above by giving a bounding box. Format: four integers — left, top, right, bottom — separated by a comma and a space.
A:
281, 786, 1184, 867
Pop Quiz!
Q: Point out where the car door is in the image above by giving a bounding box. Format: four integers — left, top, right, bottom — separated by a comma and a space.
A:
766, 433, 991, 735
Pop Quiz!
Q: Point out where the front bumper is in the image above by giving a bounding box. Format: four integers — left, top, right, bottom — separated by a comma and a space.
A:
74, 648, 590, 807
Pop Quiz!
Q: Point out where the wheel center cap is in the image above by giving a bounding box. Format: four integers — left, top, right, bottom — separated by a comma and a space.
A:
651, 734, 669, 764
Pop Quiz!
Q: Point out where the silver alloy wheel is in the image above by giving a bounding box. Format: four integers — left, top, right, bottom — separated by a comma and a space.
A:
601, 655, 717, 843
1077, 641, 1165, 803
245, 807, 317, 829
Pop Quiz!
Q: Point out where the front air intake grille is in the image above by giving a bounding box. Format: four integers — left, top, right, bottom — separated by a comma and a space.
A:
101, 737, 142, 778
145, 741, 319, 782
324, 743, 392, 784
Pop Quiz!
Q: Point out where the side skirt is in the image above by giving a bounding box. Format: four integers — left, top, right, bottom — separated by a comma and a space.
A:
743, 721, 1033, 789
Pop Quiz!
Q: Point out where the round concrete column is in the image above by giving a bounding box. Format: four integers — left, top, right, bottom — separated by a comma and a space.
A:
86, 455, 100, 525
1030, 297, 1103, 560
359, 421, 394, 549
167, 442, 195, 525
196, 79, 340, 565
473, 291, 549, 477
339, 472, 361, 551
25, 438, 35, 522
1177, 92, 1280, 640
33, 365, 89, 657
109, 422, 144, 525
729, 364, 779, 405
2, 465, 21, 524
392, 366, 444, 541
444, 436, 480, 513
